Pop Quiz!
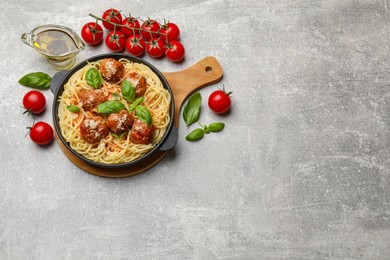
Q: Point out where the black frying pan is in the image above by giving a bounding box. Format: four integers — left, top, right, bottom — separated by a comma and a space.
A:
50, 53, 178, 169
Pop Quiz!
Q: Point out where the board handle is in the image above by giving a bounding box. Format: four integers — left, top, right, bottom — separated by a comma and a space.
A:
162, 56, 223, 127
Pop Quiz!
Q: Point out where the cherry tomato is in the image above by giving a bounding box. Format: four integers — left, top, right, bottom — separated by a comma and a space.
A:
125, 35, 146, 57
146, 37, 165, 58
105, 30, 126, 52
22, 90, 46, 115
29, 122, 54, 145
102, 8, 122, 30
81, 22, 104, 45
160, 22, 180, 41
208, 88, 232, 114
121, 16, 140, 37
165, 41, 185, 62
141, 19, 160, 40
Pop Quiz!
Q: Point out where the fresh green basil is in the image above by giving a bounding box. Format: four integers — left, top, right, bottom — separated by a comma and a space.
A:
112, 132, 127, 139
97, 100, 124, 114
129, 97, 144, 111
67, 105, 80, 112
18, 72, 51, 89
208, 122, 225, 132
86, 67, 103, 88
112, 92, 121, 100
122, 80, 135, 102
186, 128, 204, 142
183, 92, 202, 127
135, 105, 152, 126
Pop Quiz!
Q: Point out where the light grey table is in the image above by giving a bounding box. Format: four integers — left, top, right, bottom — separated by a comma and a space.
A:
1, 0, 390, 259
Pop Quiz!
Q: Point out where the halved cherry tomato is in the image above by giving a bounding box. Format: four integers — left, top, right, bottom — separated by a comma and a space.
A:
102, 8, 122, 30
29, 121, 54, 145
23, 90, 46, 115
125, 35, 146, 57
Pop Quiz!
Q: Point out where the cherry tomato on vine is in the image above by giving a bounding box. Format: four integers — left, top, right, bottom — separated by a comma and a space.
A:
105, 30, 126, 52
125, 35, 146, 57
160, 22, 180, 41
165, 41, 185, 62
121, 16, 140, 37
208, 88, 232, 114
29, 122, 54, 145
146, 37, 165, 58
141, 19, 160, 40
81, 22, 104, 45
22, 90, 46, 115
102, 8, 122, 30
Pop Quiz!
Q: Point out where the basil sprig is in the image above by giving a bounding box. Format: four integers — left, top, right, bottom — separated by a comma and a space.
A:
86, 67, 103, 88
97, 100, 125, 114
186, 122, 225, 142
122, 80, 136, 102
135, 105, 152, 126
129, 97, 144, 111
183, 92, 202, 127
18, 72, 51, 89
67, 105, 80, 112
112, 132, 127, 139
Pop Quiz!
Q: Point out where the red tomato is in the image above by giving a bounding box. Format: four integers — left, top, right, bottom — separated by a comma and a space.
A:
29, 122, 54, 145
121, 16, 140, 37
125, 35, 146, 57
165, 41, 185, 62
23, 90, 46, 115
102, 8, 122, 30
146, 37, 165, 58
105, 30, 126, 52
208, 88, 232, 114
160, 22, 180, 41
141, 19, 160, 40
80, 22, 103, 45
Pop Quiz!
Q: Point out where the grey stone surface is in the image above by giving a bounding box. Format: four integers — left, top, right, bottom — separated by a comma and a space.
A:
1, 0, 390, 259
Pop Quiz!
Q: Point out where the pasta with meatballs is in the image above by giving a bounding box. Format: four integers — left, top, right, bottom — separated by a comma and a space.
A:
57, 58, 171, 164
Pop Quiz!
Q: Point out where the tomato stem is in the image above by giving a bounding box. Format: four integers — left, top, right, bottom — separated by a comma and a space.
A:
89, 13, 168, 36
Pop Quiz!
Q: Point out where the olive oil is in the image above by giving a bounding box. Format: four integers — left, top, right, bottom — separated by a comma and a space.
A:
21, 24, 85, 70
33, 29, 78, 56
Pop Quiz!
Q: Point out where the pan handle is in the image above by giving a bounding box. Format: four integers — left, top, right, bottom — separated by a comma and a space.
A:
158, 126, 178, 151
50, 70, 69, 95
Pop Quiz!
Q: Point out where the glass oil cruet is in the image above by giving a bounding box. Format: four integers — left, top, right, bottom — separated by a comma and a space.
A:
21, 24, 85, 70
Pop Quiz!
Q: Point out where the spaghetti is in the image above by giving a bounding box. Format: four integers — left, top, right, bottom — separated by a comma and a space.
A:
58, 58, 171, 164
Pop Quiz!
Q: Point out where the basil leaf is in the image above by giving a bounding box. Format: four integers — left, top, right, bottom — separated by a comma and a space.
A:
135, 105, 152, 126
129, 97, 144, 111
112, 93, 121, 100
86, 67, 103, 88
122, 80, 135, 102
112, 132, 127, 139
97, 100, 125, 114
208, 122, 225, 132
183, 92, 202, 127
186, 128, 204, 142
67, 105, 80, 112
18, 72, 51, 89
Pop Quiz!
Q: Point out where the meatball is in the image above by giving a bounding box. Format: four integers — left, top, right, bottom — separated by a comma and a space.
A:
126, 72, 147, 97
106, 110, 134, 134
79, 89, 106, 111
99, 58, 124, 83
80, 116, 109, 143
130, 119, 154, 144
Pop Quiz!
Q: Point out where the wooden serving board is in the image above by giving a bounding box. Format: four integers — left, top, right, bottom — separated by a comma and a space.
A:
56, 56, 223, 178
